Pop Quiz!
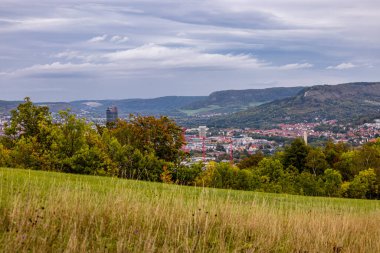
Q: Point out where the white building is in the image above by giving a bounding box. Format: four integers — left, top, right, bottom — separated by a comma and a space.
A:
198, 126, 208, 138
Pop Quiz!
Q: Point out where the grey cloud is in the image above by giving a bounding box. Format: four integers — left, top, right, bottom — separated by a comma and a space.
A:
0, 0, 379, 101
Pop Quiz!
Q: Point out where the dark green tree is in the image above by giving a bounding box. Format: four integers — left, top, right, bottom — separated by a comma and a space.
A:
323, 169, 342, 197
305, 148, 328, 176
346, 168, 377, 199
283, 138, 309, 172
237, 151, 264, 169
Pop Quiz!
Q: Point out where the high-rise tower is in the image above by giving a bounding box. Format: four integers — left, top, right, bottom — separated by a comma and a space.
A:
303, 131, 308, 145
106, 106, 118, 123
198, 126, 208, 138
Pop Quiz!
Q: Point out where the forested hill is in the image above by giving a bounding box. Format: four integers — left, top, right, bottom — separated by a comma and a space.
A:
2, 83, 380, 122
182, 86, 304, 113
0, 86, 305, 117
208, 82, 380, 128
63, 96, 206, 117
0, 96, 206, 118
0, 100, 22, 114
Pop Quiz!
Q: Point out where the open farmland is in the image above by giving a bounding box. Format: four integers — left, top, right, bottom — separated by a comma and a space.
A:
0, 168, 379, 252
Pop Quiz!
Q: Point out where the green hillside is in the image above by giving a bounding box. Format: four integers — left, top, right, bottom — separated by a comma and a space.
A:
0, 168, 379, 252
0, 87, 304, 118
182, 86, 304, 115
209, 82, 380, 128
2, 82, 380, 125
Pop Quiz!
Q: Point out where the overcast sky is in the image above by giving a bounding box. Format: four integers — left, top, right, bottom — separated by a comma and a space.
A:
0, 0, 379, 101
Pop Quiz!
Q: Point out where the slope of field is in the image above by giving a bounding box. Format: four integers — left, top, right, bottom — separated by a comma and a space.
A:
0, 168, 379, 252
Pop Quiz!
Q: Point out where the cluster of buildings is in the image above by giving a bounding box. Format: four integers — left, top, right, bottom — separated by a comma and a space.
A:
250, 122, 324, 139
183, 126, 277, 163
246, 120, 380, 145
182, 120, 380, 164
0, 115, 11, 136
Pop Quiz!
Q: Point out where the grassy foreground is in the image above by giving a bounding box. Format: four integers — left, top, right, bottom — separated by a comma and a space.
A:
0, 168, 379, 252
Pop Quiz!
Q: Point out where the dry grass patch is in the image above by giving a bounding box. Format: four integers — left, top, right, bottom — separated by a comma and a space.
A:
0, 168, 379, 252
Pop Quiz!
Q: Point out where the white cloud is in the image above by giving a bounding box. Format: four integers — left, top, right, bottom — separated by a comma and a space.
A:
0, 17, 82, 32
87, 34, 129, 45
279, 63, 313, 70
3, 62, 101, 78
88, 35, 108, 43
2, 43, 318, 81
54, 51, 83, 60
53, 50, 100, 62
327, 62, 356, 70
110, 35, 129, 43
2, 45, 266, 78
104, 44, 266, 69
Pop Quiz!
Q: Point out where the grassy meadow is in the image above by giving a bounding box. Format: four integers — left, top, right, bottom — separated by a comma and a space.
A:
0, 168, 379, 252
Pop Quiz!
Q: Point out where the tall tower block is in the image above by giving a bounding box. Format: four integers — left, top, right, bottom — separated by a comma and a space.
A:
106, 106, 118, 124
303, 131, 308, 145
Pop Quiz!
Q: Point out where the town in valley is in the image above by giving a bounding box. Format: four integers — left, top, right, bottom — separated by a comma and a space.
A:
2, 105, 379, 164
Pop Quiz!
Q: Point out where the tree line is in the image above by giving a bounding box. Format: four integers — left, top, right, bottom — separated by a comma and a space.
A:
0, 98, 185, 181
0, 98, 379, 199
192, 139, 379, 199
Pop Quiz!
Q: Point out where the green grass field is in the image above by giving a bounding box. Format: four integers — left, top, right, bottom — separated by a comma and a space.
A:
0, 168, 379, 252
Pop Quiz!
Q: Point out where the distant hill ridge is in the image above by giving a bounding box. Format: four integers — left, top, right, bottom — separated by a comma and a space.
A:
2, 82, 379, 127
0, 86, 303, 117
302, 82, 380, 101
208, 82, 380, 128
183, 86, 304, 110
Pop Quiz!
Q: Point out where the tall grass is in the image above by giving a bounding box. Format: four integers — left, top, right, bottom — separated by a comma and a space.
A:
0, 168, 379, 252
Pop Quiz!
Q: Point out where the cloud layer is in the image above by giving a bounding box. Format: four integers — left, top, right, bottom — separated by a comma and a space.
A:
0, 0, 379, 101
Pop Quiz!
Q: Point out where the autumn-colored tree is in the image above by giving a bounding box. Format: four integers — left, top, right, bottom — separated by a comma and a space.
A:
160, 165, 173, 184
110, 115, 185, 164
0, 144, 11, 167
